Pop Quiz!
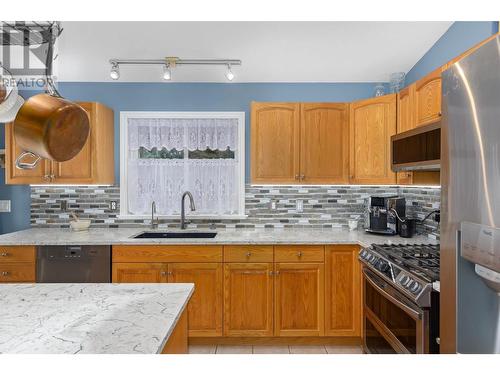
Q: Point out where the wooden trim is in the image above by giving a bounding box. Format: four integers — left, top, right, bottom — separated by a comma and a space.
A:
161, 308, 189, 354
189, 336, 362, 346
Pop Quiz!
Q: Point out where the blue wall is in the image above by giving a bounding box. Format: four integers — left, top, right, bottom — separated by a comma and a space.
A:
0, 82, 381, 233
406, 21, 498, 84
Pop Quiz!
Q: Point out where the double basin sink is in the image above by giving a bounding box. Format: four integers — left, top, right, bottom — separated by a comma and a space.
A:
133, 231, 217, 239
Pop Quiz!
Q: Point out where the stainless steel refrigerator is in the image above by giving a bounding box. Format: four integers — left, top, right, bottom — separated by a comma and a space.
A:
442, 34, 500, 354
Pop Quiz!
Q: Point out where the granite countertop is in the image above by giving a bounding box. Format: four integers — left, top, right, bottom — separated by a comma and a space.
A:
0, 283, 194, 354
0, 227, 438, 247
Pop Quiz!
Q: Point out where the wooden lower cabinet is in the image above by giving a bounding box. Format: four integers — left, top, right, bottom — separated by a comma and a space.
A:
325, 245, 361, 337
223, 263, 274, 337
112, 262, 167, 283
274, 263, 324, 337
168, 263, 223, 337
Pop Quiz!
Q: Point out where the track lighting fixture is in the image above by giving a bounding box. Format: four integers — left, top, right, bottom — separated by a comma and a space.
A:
110, 62, 120, 80
163, 64, 171, 80
108, 57, 241, 81
225, 64, 234, 81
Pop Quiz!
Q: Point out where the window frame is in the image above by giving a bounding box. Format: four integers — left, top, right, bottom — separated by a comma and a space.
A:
119, 111, 246, 219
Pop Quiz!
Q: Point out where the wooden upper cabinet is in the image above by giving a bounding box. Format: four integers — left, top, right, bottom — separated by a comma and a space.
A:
349, 94, 397, 184
251, 102, 300, 183
5, 102, 114, 185
5, 122, 52, 184
414, 68, 442, 127
397, 85, 416, 133
300, 103, 349, 184
224, 263, 274, 337
168, 263, 223, 337
396, 85, 416, 185
112, 262, 167, 283
325, 245, 361, 337
274, 263, 324, 337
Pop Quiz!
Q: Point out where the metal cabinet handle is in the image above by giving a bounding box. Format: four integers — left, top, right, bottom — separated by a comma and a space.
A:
275, 270, 280, 275
269, 271, 274, 276
0, 252, 8, 257
246, 252, 251, 258
1, 271, 10, 276
297, 251, 303, 258
43, 174, 51, 181
295, 174, 300, 180
15, 151, 41, 170
300, 174, 305, 180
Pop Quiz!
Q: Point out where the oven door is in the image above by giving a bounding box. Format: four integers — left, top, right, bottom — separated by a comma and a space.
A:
363, 267, 429, 354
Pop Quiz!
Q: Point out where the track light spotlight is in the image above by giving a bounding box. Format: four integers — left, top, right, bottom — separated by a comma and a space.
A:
110, 63, 120, 80
225, 65, 234, 81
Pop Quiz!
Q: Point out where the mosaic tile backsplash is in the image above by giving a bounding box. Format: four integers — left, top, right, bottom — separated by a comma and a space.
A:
30, 185, 441, 238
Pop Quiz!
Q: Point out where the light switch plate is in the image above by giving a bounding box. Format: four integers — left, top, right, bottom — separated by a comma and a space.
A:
0, 200, 11, 213
296, 199, 303, 213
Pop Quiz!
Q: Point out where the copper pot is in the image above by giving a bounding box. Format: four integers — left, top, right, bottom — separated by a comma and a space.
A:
13, 93, 90, 169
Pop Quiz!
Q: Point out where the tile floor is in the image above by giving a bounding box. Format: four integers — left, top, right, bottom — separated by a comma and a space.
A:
188, 345, 363, 354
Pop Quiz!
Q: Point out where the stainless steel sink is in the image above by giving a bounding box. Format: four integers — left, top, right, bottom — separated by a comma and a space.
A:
133, 231, 217, 239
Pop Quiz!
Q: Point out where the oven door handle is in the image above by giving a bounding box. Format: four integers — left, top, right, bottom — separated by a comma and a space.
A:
363, 269, 422, 320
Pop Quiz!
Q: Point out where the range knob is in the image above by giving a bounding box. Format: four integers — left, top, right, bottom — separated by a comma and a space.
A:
410, 282, 422, 294
400, 275, 410, 285
360, 250, 368, 259
370, 255, 378, 265
377, 261, 389, 272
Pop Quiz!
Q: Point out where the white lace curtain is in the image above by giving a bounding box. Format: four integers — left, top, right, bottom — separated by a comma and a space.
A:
126, 116, 240, 216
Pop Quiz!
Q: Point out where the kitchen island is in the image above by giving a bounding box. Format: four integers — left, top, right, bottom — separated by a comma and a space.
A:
0, 283, 194, 354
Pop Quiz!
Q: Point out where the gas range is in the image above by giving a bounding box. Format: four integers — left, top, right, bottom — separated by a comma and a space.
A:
359, 243, 440, 308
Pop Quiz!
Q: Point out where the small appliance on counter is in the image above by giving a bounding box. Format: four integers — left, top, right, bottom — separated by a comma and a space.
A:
365, 195, 405, 235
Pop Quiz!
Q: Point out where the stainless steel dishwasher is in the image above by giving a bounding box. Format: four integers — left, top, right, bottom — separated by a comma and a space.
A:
36, 245, 111, 283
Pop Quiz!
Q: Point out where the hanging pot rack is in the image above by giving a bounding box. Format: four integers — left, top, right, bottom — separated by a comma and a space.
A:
0, 21, 62, 46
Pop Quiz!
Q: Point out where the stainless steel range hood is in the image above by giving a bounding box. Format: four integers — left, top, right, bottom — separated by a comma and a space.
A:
391, 122, 441, 171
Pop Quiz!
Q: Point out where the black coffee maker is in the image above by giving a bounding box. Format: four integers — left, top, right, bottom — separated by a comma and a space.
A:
365, 195, 406, 235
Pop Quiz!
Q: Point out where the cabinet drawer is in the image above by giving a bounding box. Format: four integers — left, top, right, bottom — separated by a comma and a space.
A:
112, 245, 223, 263
274, 245, 324, 262
224, 245, 274, 262
0, 246, 36, 263
0, 263, 36, 282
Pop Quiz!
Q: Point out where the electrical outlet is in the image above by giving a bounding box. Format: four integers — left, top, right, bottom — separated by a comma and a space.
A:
269, 199, 277, 210
110, 201, 117, 211
0, 200, 11, 213
296, 199, 303, 213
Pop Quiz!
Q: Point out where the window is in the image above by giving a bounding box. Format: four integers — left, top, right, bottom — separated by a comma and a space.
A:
120, 112, 245, 218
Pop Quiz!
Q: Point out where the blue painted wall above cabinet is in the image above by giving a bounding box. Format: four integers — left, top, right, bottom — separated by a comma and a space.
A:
406, 21, 498, 85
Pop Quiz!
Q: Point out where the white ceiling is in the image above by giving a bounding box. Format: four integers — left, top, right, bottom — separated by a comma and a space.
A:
56, 21, 453, 83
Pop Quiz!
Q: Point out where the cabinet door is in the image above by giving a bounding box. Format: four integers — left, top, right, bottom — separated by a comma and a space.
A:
325, 245, 361, 337
300, 103, 349, 184
168, 263, 223, 337
251, 102, 300, 183
274, 263, 324, 337
53, 102, 93, 183
415, 68, 442, 127
349, 94, 397, 184
112, 262, 167, 282
4, 122, 51, 184
223, 263, 274, 337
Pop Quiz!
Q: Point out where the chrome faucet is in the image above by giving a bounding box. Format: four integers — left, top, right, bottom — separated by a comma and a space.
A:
151, 201, 159, 229
180, 191, 196, 230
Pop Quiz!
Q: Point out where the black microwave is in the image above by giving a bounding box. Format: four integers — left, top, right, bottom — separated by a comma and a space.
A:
391, 122, 440, 171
